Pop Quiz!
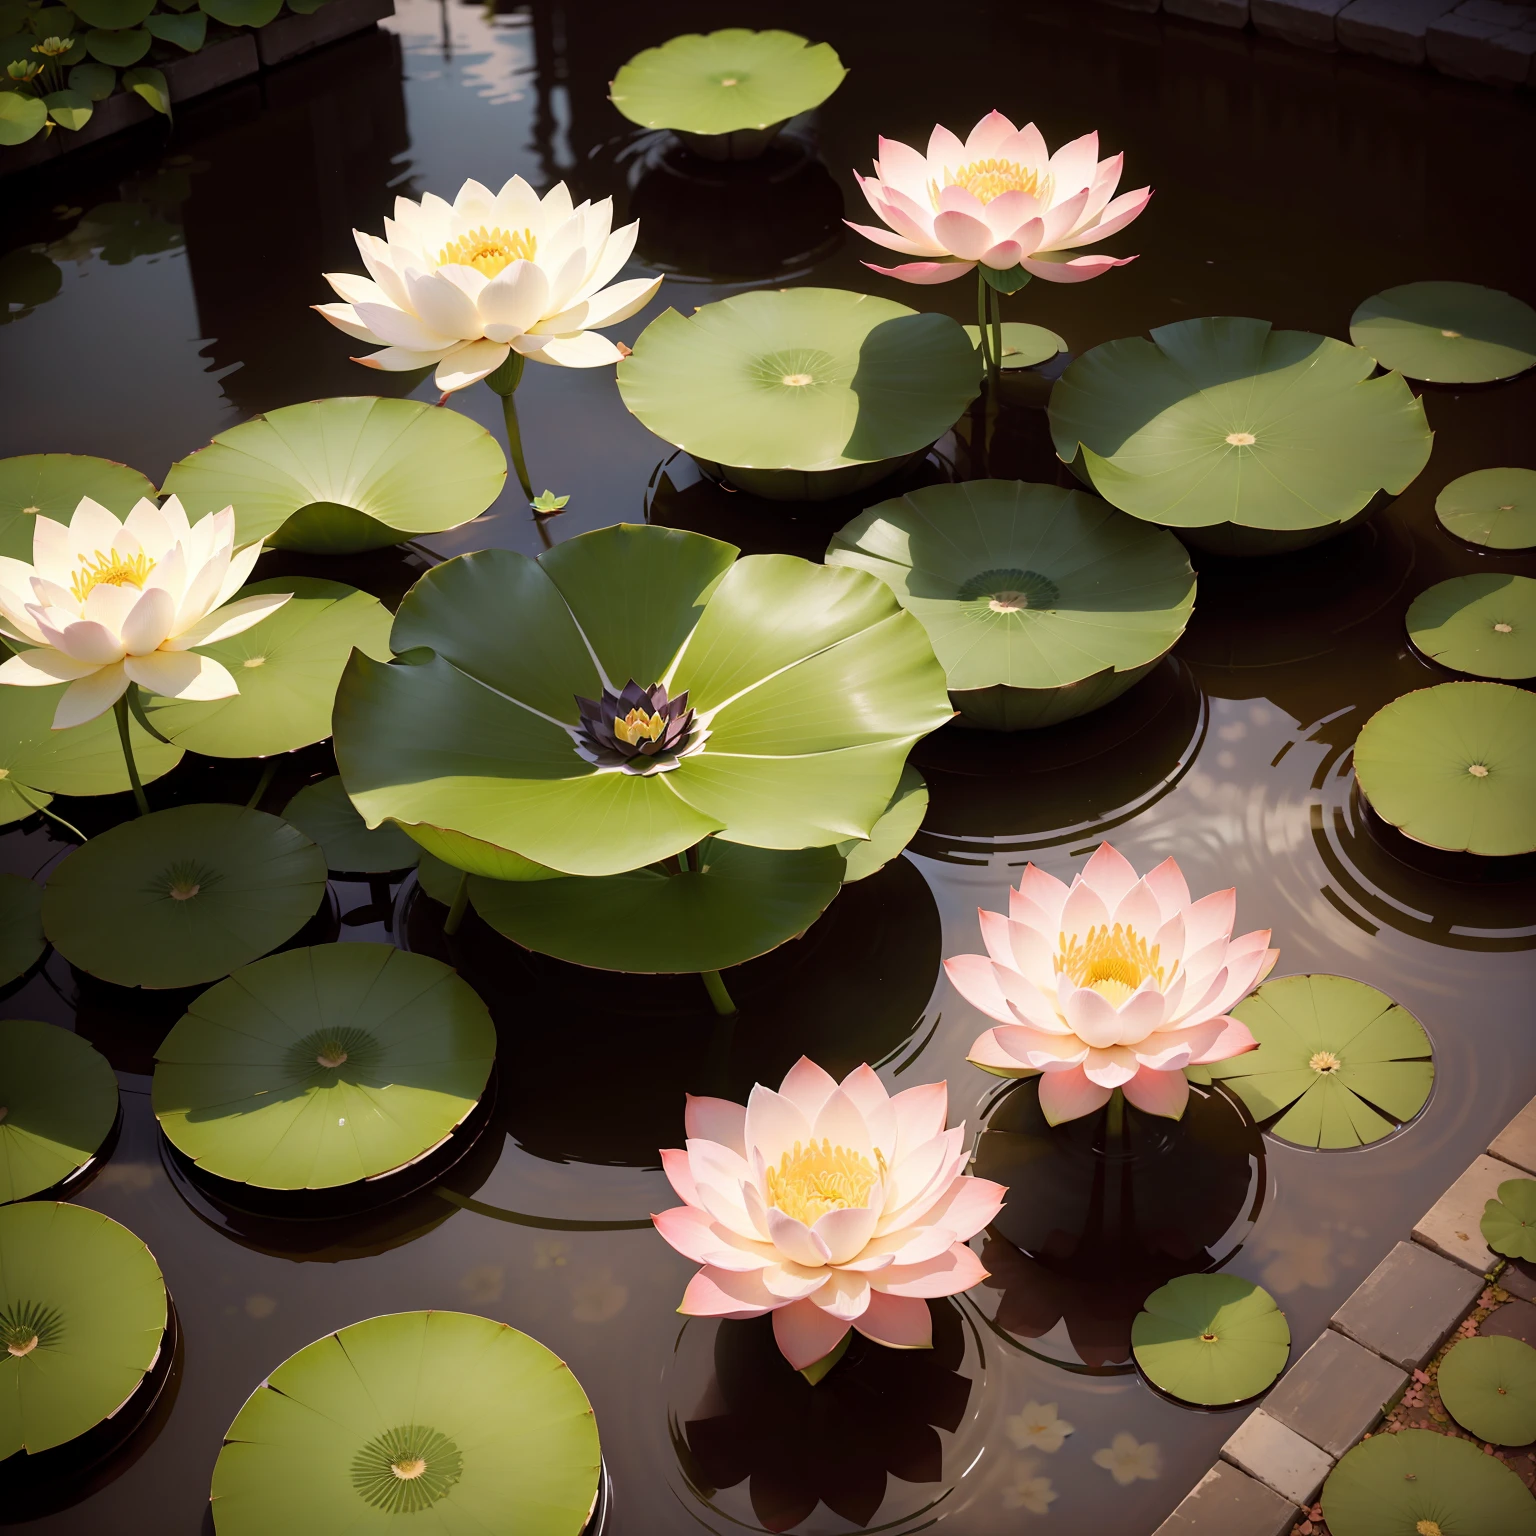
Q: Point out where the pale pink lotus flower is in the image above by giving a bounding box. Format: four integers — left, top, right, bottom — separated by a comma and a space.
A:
848, 110, 1151, 286
946, 845, 1277, 1125
652, 1058, 1006, 1372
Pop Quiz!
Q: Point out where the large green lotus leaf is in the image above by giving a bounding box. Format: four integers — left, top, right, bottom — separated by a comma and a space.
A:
0, 1019, 118, 1203
43, 90, 93, 132
154, 944, 494, 1189
0, 1202, 166, 1457
0, 874, 43, 986
0, 94, 48, 147
143, 8, 205, 48
0, 453, 156, 561
68, 0, 152, 24
197, 0, 282, 26
610, 28, 845, 134
402, 823, 559, 884
1407, 574, 1536, 682
1350, 281, 1536, 385
617, 288, 979, 473
468, 839, 845, 973
211, 1311, 600, 1534
281, 776, 419, 875
84, 27, 150, 65
1437, 467, 1536, 552
0, 675, 182, 826
838, 763, 926, 883
1047, 316, 1432, 535
1483, 1179, 1536, 1263
1353, 682, 1536, 857
144, 577, 393, 758
1211, 974, 1433, 1149
1439, 1336, 1536, 1447
42, 804, 328, 989
962, 322, 1065, 371
1322, 1428, 1536, 1536
1131, 1272, 1290, 1406
160, 398, 507, 552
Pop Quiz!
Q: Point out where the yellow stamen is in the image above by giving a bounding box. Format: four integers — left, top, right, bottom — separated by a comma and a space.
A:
766, 1139, 882, 1226
935, 158, 1052, 208
437, 225, 537, 279
1309, 1050, 1342, 1074
613, 708, 666, 747
1056, 923, 1172, 1008
69, 549, 154, 604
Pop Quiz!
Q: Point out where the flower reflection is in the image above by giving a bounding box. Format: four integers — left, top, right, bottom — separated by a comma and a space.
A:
1092, 1432, 1161, 1485
1006, 1400, 1074, 1453
1002, 1456, 1058, 1514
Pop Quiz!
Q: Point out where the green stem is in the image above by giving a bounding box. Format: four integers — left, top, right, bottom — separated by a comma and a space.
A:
484, 353, 535, 507
701, 969, 737, 1017
976, 267, 999, 387
13, 783, 87, 842
245, 761, 276, 811
1105, 1085, 1126, 1147
112, 692, 149, 817
989, 285, 1004, 380
444, 871, 470, 935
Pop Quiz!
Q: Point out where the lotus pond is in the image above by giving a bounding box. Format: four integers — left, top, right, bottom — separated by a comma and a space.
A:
2, 2, 1535, 1533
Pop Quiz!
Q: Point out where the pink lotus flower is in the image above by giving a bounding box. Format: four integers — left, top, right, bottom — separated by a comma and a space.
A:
947, 845, 1277, 1125
848, 110, 1151, 286
653, 1058, 1006, 1373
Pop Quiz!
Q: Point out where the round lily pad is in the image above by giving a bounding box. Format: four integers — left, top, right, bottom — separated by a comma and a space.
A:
153, 944, 495, 1191
0, 1201, 167, 1458
1437, 467, 1536, 551
1483, 1178, 1536, 1263
837, 763, 926, 883
1048, 316, 1433, 555
1349, 281, 1536, 385
467, 839, 846, 973
211, 1310, 601, 1534
1353, 682, 1536, 857
145, 578, 393, 758
0, 1020, 118, 1203
161, 397, 508, 554
282, 776, 419, 875
1132, 1273, 1290, 1406
0, 452, 156, 561
827, 479, 1195, 730
1209, 974, 1434, 1149
0, 874, 43, 986
42, 804, 329, 989
1322, 1427, 1536, 1535
618, 288, 979, 500
962, 322, 1066, 371
1439, 1336, 1536, 1446
1407, 574, 1536, 681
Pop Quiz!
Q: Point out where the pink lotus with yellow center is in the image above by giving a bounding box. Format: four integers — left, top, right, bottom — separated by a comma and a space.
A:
947, 845, 1277, 1125
848, 110, 1151, 285
653, 1058, 1006, 1372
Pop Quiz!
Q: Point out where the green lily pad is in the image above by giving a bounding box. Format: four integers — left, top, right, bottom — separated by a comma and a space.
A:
1439, 1336, 1536, 1447
1407, 574, 1536, 681
1211, 975, 1433, 1148
468, 839, 846, 973
144, 578, 393, 758
963, 322, 1066, 371
618, 288, 979, 500
84, 27, 150, 65
0, 676, 183, 827
1048, 316, 1433, 555
68, 0, 153, 26
837, 763, 926, 883
153, 944, 494, 1190
211, 1310, 601, 1533
0, 94, 48, 148
43, 89, 93, 131
0, 1201, 167, 1457
1353, 682, 1536, 857
1131, 1272, 1290, 1406
161, 397, 507, 553
1482, 1178, 1536, 1263
42, 804, 329, 989
0, 875, 43, 986
1436, 467, 1536, 551
1322, 1427, 1536, 1535
0, 1019, 118, 1203
414, 849, 465, 907
281, 776, 419, 875
0, 452, 157, 561
334, 525, 953, 881
1350, 281, 1536, 385
827, 479, 1195, 730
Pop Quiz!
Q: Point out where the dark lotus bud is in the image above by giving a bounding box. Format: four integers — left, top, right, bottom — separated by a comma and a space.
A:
573, 679, 702, 774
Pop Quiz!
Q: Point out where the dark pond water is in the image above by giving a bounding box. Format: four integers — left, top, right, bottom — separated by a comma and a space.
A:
3, 1, 1536, 1531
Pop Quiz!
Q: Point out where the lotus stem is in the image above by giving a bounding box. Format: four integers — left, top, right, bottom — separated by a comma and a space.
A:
13, 783, 87, 843
444, 871, 470, 935
976, 267, 999, 387
701, 969, 737, 1017
245, 762, 276, 811
1105, 1085, 1126, 1148
112, 690, 150, 817
989, 286, 1004, 383
485, 352, 537, 509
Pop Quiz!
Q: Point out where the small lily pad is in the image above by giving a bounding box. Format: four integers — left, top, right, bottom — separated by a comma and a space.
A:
282, 776, 419, 875
1439, 1335, 1536, 1447
1131, 1272, 1290, 1406
1210, 974, 1433, 1149
962, 322, 1065, 371
1407, 574, 1536, 681
42, 804, 328, 989
0, 875, 43, 987
1322, 1427, 1536, 1535
0, 1019, 118, 1203
1436, 467, 1536, 551
1483, 1178, 1536, 1263
837, 764, 926, 883
1353, 682, 1536, 857
0, 452, 156, 560
160, 397, 507, 553
1350, 281, 1536, 385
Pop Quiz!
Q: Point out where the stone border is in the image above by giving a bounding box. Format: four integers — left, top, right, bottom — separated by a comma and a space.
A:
1154, 1095, 1536, 1534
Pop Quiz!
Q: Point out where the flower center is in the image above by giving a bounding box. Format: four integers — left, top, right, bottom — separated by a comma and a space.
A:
316, 1042, 349, 1069
765, 1139, 882, 1226
1226, 432, 1257, 447
1468, 763, 1490, 778
1057, 923, 1171, 1008
352, 1426, 463, 1515
614, 707, 667, 747
1309, 1050, 1342, 1074
1, 1302, 63, 1358
781, 372, 814, 387
69, 548, 155, 604
438, 225, 537, 279
243, 655, 267, 668
392, 1457, 427, 1480
939, 158, 1051, 207
1495, 622, 1513, 634
1418, 1523, 1443, 1536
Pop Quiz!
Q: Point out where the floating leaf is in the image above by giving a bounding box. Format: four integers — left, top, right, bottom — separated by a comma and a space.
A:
0, 93, 48, 146
1407, 574, 1536, 682
66, 0, 152, 26
198, 0, 282, 24
1131, 1273, 1289, 1406
962, 321, 1064, 371
1350, 281, 1536, 385
0, 874, 43, 986
144, 9, 204, 48
66, 57, 115, 97
1436, 467, 1536, 552
1482, 1178, 1536, 1263
1438, 1336, 1536, 1447
43, 87, 92, 130
84, 26, 150, 64
121, 63, 167, 114
0, 248, 63, 326
0, 452, 156, 560
838, 763, 926, 883
281, 776, 419, 876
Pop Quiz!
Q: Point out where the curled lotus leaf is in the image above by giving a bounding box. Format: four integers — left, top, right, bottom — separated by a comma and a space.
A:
1482, 1178, 1536, 1264
333, 523, 953, 879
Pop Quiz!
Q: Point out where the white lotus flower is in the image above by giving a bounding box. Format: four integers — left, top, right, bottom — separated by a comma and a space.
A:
0, 495, 288, 729
314, 176, 663, 393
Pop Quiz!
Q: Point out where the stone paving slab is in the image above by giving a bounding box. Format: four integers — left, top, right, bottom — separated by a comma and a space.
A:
1151, 1460, 1297, 1536
1166, 0, 1252, 25
1261, 1326, 1408, 1457
1430, 7, 1536, 81
1491, 1099, 1536, 1177
1413, 1153, 1516, 1272
1333, 1240, 1485, 1369
1252, 0, 1349, 47
1338, 0, 1461, 62
1222, 1408, 1334, 1505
